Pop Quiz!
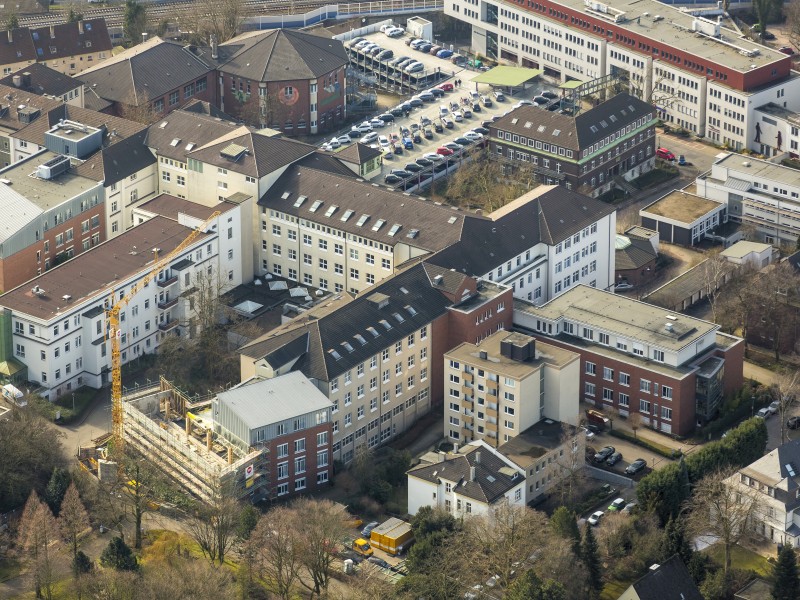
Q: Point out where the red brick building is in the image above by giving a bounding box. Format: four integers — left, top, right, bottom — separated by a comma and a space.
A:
204, 29, 348, 136
514, 285, 744, 436
213, 371, 333, 501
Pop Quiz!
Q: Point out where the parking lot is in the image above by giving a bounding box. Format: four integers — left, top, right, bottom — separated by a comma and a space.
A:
330, 32, 567, 186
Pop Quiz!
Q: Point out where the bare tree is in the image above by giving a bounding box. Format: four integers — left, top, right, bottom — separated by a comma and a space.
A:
185, 479, 241, 565
197, 0, 243, 42
249, 506, 302, 599
686, 468, 762, 574
112, 452, 160, 550
293, 498, 348, 596
628, 412, 643, 440
59, 482, 90, 564
701, 250, 731, 325
753, 0, 781, 42
754, 262, 799, 362
463, 503, 548, 589
555, 424, 584, 504
17, 491, 60, 600
118, 88, 160, 126
770, 369, 800, 445
335, 561, 395, 600
788, 0, 800, 51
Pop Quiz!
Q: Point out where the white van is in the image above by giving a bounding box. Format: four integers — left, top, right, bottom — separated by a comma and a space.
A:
439, 104, 449, 117
2, 383, 26, 407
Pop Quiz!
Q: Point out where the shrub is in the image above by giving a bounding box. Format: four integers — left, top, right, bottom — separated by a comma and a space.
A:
608, 428, 680, 459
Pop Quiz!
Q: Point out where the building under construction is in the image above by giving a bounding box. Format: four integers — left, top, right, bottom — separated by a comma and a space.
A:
121, 372, 333, 503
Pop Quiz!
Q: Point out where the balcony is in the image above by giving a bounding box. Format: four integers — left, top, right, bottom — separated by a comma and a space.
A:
462, 385, 474, 397
463, 371, 474, 383
487, 379, 498, 391
157, 276, 178, 288
486, 406, 498, 418
158, 319, 178, 332
461, 426, 473, 440
485, 420, 498, 433
158, 296, 179, 310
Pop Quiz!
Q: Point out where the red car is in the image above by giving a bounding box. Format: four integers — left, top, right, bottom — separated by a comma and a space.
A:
436, 146, 454, 156
438, 82, 454, 92
656, 147, 675, 161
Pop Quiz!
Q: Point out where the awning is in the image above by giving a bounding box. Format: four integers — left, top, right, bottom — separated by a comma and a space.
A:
559, 80, 584, 90
472, 66, 543, 87
0, 358, 26, 377
724, 177, 752, 192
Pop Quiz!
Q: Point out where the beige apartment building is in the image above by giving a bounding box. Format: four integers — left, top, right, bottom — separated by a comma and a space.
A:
444, 331, 580, 447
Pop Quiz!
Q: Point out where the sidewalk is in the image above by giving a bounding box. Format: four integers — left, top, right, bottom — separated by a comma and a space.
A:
743, 360, 780, 387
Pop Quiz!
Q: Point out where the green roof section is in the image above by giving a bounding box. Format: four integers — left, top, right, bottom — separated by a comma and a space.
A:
472, 66, 542, 87
559, 80, 584, 89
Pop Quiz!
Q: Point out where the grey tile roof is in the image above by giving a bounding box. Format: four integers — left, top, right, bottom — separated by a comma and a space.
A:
240, 263, 453, 381
294, 151, 363, 177
12, 103, 146, 146
627, 555, 703, 600
491, 92, 653, 152
73, 129, 156, 184
741, 438, 800, 499
145, 104, 241, 162
216, 371, 332, 431
260, 165, 467, 254
335, 142, 382, 165
187, 130, 315, 178
0, 63, 82, 97
200, 29, 348, 81
616, 237, 657, 271
428, 185, 614, 276
79, 37, 212, 105
28, 19, 112, 63
407, 444, 522, 504
0, 28, 37, 65
0, 85, 63, 134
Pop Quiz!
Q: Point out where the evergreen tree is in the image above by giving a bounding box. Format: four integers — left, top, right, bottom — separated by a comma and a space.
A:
100, 537, 138, 571
582, 525, 602, 599
123, 0, 147, 46
506, 569, 567, 600
7, 14, 18, 30
659, 517, 693, 565
550, 506, 581, 555
773, 545, 800, 600
44, 467, 71, 516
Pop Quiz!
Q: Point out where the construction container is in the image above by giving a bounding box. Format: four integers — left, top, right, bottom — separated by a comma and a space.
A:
370, 518, 414, 556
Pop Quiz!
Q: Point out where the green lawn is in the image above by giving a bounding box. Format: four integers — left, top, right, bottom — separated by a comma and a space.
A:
703, 543, 774, 579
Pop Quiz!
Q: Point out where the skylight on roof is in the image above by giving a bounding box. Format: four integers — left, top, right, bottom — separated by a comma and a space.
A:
158, 121, 168, 129
388, 224, 401, 237
293, 195, 306, 207
600, 120, 608, 128
553, 129, 561, 136
170, 138, 181, 147
356, 214, 370, 227
367, 326, 380, 337
609, 115, 618, 123
407, 229, 419, 239
511, 118, 518, 124
325, 205, 338, 217
185, 142, 195, 151
379, 319, 392, 330
537, 125, 546, 132
341, 209, 354, 222
309, 200, 323, 213
447, 216, 458, 224
393, 312, 405, 323
354, 334, 367, 345
405, 305, 417, 316
628, 104, 636, 112
282, 191, 291, 200
341, 341, 354, 353
524, 122, 532, 128
372, 219, 386, 232
399, 287, 409, 295
590, 125, 598, 133
328, 348, 342, 360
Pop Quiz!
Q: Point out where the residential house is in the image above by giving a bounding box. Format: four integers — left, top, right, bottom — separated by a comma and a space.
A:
0, 64, 85, 106
407, 440, 526, 516
514, 284, 745, 435
618, 555, 703, 600
489, 93, 656, 196
26, 20, 112, 75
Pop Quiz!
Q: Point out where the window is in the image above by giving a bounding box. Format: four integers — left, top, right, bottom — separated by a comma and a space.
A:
295, 457, 306, 474
277, 462, 289, 479
619, 393, 630, 407
585, 382, 595, 396
317, 451, 329, 467
619, 373, 630, 386
640, 379, 651, 393
640, 399, 651, 413
585, 362, 596, 375
603, 367, 613, 381
295, 478, 306, 491
277, 443, 288, 458
652, 349, 665, 362
294, 439, 306, 454
602, 388, 613, 401
661, 386, 673, 400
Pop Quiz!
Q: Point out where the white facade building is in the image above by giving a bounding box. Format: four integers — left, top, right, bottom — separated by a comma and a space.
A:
0, 201, 247, 399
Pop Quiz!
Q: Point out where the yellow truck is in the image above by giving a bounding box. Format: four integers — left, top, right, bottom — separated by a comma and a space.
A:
352, 538, 374, 557
369, 518, 414, 556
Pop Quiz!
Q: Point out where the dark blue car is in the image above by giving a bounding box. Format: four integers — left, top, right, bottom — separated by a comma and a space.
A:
403, 137, 414, 149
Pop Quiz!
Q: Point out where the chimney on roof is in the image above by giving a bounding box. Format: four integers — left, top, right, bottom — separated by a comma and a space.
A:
470, 466, 476, 481
21, 72, 31, 88
49, 25, 55, 39
433, 274, 443, 286
142, 32, 148, 43
7, 30, 12, 44
475, 451, 481, 464
210, 33, 219, 60
78, 20, 84, 35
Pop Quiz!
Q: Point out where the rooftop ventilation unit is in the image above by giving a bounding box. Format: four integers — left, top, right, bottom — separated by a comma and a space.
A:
31, 285, 46, 296
219, 143, 248, 161
37, 154, 70, 180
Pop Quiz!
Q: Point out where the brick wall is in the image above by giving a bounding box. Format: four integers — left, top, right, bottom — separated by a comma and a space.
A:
264, 420, 332, 499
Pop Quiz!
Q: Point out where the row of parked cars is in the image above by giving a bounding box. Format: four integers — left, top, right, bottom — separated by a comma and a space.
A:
592, 445, 647, 476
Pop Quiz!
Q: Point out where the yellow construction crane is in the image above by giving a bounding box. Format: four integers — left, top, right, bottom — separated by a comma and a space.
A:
107, 211, 221, 448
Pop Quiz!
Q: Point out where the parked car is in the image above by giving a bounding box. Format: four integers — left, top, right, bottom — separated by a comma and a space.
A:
453, 110, 463, 122
370, 46, 384, 56
585, 423, 601, 436
439, 82, 454, 92
443, 142, 463, 152
436, 146, 454, 156
587, 511, 604, 526
336, 135, 352, 145
438, 49, 454, 59
540, 90, 558, 99
359, 132, 378, 144
442, 117, 454, 129
378, 135, 391, 149
464, 131, 484, 142
608, 498, 626, 512
434, 121, 444, 133
406, 62, 425, 74
481, 95, 493, 107
594, 446, 615, 463
418, 91, 436, 102
353, 121, 372, 133
423, 152, 444, 162
396, 58, 414, 69
384, 174, 402, 184
418, 43, 433, 53
756, 407, 771, 419
431, 88, 445, 98
625, 458, 647, 475
368, 556, 392, 569
454, 137, 472, 146
416, 157, 434, 167
473, 126, 490, 135
656, 147, 676, 161
378, 113, 395, 123
412, 131, 422, 144
606, 452, 623, 466
405, 163, 423, 173
677, 155, 688, 166
493, 89, 506, 101
369, 118, 386, 129
391, 55, 410, 65
421, 116, 432, 127
361, 521, 380, 537
513, 99, 534, 109
376, 50, 394, 61
769, 401, 781, 414
472, 102, 481, 112
326, 138, 341, 149
621, 502, 638, 515
423, 127, 433, 139
462, 107, 472, 118
408, 97, 424, 107
429, 45, 442, 55
615, 282, 633, 291
408, 38, 424, 48
392, 142, 403, 155
780, 46, 796, 55
385, 27, 404, 37
390, 169, 412, 179
533, 96, 549, 106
